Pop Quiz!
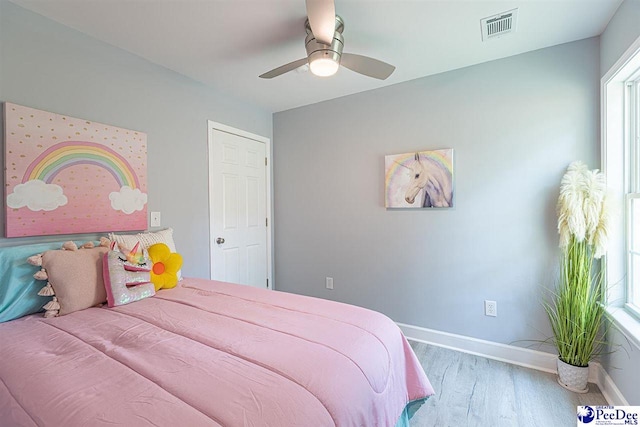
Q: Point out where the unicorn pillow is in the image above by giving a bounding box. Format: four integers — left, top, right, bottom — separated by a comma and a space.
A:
102, 242, 155, 307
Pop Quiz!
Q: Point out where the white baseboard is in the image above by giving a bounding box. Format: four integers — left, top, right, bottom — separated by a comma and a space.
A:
591, 363, 630, 406
397, 322, 629, 406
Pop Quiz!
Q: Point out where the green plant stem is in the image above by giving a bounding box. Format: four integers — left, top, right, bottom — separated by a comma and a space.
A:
545, 236, 605, 367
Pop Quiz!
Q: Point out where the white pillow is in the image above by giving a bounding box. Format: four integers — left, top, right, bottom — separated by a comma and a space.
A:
108, 228, 182, 280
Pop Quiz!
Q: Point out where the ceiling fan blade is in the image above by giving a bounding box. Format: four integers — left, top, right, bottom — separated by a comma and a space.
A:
305, 0, 336, 45
259, 58, 308, 79
340, 53, 396, 80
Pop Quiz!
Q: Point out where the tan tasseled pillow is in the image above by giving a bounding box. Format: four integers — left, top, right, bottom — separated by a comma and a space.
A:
41, 247, 109, 316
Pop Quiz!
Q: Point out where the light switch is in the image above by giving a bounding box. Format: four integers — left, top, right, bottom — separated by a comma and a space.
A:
150, 211, 161, 227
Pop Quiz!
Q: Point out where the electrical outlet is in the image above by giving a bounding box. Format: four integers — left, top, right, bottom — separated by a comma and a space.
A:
326, 277, 334, 290
150, 212, 161, 227
485, 300, 497, 317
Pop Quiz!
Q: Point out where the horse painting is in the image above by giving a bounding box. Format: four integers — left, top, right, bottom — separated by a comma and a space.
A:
405, 152, 453, 207
384, 149, 453, 208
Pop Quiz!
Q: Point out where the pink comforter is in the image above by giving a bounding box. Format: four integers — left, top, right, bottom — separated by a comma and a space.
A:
0, 278, 434, 426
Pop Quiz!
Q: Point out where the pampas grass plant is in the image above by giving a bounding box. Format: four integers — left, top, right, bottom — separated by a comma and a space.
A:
546, 161, 610, 367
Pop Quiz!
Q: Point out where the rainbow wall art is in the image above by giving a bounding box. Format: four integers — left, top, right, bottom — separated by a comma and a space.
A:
384, 149, 454, 209
4, 103, 147, 237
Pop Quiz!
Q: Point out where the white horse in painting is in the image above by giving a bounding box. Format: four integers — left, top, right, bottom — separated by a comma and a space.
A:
404, 153, 453, 207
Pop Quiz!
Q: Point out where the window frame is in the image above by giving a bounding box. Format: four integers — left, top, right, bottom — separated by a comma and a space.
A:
626, 77, 640, 319
627, 194, 640, 318
602, 35, 640, 349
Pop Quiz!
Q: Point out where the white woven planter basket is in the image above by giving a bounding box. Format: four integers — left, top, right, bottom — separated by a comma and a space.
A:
556, 357, 589, 393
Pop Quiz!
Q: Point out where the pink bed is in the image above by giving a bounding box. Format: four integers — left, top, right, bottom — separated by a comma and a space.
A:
0, 278, 433, 426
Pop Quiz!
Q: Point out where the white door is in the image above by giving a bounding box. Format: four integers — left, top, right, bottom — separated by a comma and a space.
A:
208, 122, 270, 288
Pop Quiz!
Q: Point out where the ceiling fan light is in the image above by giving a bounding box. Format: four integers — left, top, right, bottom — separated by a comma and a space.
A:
309, 57, 339, 77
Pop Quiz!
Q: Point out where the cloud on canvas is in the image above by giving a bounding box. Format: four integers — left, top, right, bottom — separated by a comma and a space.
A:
109, 186, 147, 214
7, 180, 68, 211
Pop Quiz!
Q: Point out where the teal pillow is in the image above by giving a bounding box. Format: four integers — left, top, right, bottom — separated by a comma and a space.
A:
0, 241, 95, 322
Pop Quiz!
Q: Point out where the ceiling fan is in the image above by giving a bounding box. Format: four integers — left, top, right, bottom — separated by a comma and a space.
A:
259, 0, 395, 80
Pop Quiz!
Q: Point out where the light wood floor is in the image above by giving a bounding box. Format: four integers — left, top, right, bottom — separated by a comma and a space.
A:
408, 340, 607, 427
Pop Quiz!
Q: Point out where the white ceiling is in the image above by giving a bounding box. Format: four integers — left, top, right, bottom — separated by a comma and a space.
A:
10, 0, 622, 113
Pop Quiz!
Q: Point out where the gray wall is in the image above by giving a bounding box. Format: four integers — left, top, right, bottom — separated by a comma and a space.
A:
600, 0, 640, 77
599, 0, 640, 406
0, 1, 272, 278
274, 38, 600, 347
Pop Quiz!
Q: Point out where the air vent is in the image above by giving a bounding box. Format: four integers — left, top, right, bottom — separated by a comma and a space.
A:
481, 8, 518, 41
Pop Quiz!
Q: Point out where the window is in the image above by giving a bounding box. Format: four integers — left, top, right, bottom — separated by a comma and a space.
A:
628, 76, 640, 317
603, 36, 640, 345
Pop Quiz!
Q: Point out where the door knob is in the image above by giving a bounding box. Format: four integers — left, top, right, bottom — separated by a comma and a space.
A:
216, 237, 225, 244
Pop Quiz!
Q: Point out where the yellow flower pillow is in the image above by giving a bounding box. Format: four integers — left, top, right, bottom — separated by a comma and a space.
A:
148, 243, 183, 291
